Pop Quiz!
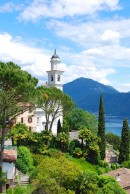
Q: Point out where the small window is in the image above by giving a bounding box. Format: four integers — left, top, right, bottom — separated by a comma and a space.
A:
21, 118, 23, 123
29, 127, 32, 131
28, 117, 32, 123
57, 75, 60, 81
51, 75, 53, 81
37, 117, 39, 124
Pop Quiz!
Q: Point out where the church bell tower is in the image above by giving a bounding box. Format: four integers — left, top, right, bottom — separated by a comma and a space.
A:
46, 50, 64, 91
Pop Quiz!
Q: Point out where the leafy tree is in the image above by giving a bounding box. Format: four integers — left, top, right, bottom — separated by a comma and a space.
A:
119, 118, 129, 163
75, 172, 126, 194
0, 61, 38, 165
97, 95, 106, 160
98, 182, 126, 194
105, 132, 121, 151
69, 139, 81, 155
7, 123, 30, 146
97, 176, 126, 194
34, 156, 81, 193
32, 183, 68, 194
78, 128, 100, 164
65, 108, 97, 134
75, 171, 99, 194
16, 146, 34, 174
27, 131, 52, 154
35, 86, 75, 132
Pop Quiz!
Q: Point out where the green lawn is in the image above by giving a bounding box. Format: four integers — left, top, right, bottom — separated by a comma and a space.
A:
71, 157, 97, 172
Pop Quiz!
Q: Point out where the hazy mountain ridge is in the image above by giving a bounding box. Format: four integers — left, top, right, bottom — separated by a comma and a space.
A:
63, 77, 130, 116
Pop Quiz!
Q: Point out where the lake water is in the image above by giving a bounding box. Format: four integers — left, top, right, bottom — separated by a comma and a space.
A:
105, 116, 130, 136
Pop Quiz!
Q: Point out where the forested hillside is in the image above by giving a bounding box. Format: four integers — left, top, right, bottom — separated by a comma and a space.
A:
63, 77, 130, 116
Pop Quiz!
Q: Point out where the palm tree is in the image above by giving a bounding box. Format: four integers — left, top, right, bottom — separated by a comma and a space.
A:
7, 123, 30, 146
78, 128, 91, 149
56, 132, 69, 152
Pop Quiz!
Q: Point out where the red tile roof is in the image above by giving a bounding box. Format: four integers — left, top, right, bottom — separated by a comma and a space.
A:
3, 150, 17, 162
106, 168, 130, 194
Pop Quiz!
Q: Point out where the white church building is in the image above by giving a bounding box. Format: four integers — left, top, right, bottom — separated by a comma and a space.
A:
16, 50, 64, 136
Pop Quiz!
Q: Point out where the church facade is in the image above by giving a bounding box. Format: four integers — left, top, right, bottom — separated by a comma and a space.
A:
16, 50, 64, 135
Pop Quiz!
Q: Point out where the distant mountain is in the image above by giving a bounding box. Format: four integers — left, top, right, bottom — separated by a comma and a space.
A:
63, 77, 130, 116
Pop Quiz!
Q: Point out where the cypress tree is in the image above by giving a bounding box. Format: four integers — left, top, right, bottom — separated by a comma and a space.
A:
119, 118, 129, 163
57, 119, 62, 134
97, 95, 106, 160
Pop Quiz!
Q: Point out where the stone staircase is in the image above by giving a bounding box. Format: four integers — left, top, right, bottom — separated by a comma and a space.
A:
14, 169, 30, 186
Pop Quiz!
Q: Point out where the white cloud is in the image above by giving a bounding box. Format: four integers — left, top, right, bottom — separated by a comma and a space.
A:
101, 29, 120, 43
19, 0, 120, 21
47, 18, 130, 48
63, 62, 115, 85
0, 2, 21, 13
60, 50, 116, 85
83, 45, 130, 63
0, 33, 50, 81
0, 32, 116, 88
115, 83, 130, 92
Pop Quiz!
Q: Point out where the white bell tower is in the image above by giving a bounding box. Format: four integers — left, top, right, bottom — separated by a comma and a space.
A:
46, 49, 64, 91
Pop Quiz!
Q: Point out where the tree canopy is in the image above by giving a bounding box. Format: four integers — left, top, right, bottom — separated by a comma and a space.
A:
65, 108, 97, 134
105, 132, 121, 151
0, 61, 38, 165
75, 170, 126, 194
78, 128, 100, 164
34, 155, 81, 193
0, 61, 38, 120
7, 123, 30, 146
35, 86, 75, 131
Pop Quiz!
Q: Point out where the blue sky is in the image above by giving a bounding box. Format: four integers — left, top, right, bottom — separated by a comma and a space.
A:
0, 0, 130, 92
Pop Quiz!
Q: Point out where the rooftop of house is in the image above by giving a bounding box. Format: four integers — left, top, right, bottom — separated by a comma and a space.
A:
106, 168, 130, 193
3, 149, 17, 162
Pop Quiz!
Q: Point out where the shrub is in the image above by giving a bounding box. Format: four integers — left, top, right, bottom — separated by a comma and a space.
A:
121, 160, 130, 168
65, 153, 73, 161
16, 159, 29, 174
0, 167, 6, 186
16, 146, 34, 174
98, 160, 109, 168
73, 148, 82, 158
98, 176, 126, 194
36, 156, 81, 192
33, 154, 45, 166
47, 148, 64, 158
111, 163, 118, 170
6, 185, 34, 194
96, 161, 110, 175
68, 139, 81, 155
